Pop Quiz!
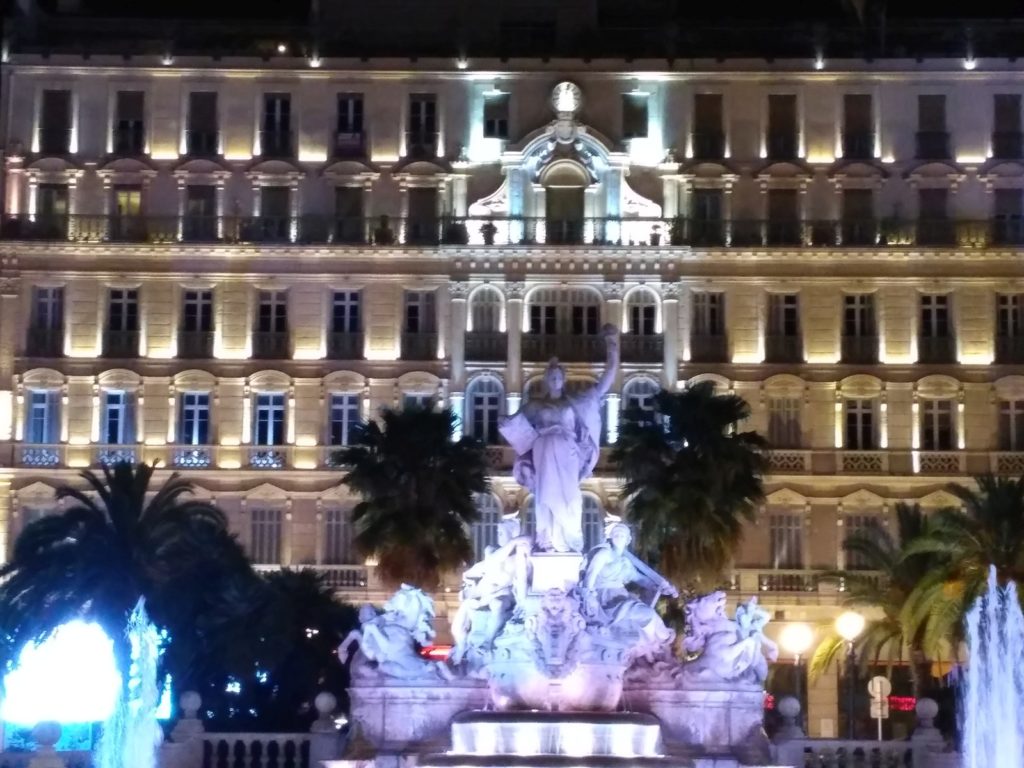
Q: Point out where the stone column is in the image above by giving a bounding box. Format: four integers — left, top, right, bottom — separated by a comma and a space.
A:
661, 283, 680, 390
0, 475, 13, 563
449, 282, 469, 391
505, 282, 525, 399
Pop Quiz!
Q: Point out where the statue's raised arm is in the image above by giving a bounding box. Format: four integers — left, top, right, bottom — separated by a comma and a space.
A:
594, 324, 620, 398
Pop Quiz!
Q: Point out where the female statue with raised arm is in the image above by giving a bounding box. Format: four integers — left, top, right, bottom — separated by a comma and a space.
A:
499, 324, 619, 553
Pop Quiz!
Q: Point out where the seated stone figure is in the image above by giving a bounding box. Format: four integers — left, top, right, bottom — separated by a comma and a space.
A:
581, 522, 679, 661
450, 517, 532, 664
680, 592, 779, 684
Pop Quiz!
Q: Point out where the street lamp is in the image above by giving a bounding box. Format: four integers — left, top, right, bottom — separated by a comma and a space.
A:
780, 622, 814, 727
836, 610, 866, 739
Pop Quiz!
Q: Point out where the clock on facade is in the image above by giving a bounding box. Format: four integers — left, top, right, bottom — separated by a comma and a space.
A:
551, 81, 583, 115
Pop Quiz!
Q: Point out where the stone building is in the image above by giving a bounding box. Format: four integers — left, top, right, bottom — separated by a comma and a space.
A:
2, 0, 1024, 738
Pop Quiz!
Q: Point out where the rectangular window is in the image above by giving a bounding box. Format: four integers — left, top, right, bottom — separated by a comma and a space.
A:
403, 393, 433, 411
186, 92, 218, 155
693, 93, 723, 157
843, 294, 875, 337
529, 303, 557, 335
102, 390, 132, 445
182, 289, 213, 332
262, 94, 291, 155
693, 292, 725, 335
32, 287, 64, 330
403, 291, 436, 333
842, 94, 872, 138
408, 93, 437, 155
918, 188, 948, 220
918, 95, 946, 131
998, 294, 1024, 338
622, 92, 648, 139
469, 382, 502, 444
629, 303, 657, 336
26, 390, 59, 444
995, 188, 1023, 220
113, 186, 142, 218
995, 94, 1021, 133
999, 399, 1024, 450
571, 304, 600, 336
845, 515, 879, 570
332, 291, 361, 333
767, 94, 797, 158
257, 290, 288, 333
323, 508, 354, 565
114, 91, 145, 154
250, 508, 282, 565
483, 93, 510, 139
336, 93, 364, 134
767, 293, 800, 337
769, 513, 803, 569
845, 399, 876, 450
766, 397, 801, 449
40, 89, 72, 154
254, 393, 286, 446
920, 294, 950, 338
108, 289, 139, 331
920, 399, 955, 451
329, 393, 361, 446
179, 392, 210, 445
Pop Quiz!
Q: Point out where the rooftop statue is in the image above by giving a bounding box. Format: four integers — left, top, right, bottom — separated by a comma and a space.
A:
499, 324, 619, 553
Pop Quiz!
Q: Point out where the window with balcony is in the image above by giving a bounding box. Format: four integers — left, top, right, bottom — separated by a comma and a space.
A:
842, 94, 873, 160
623, 291, 660, 362
693, 93, 724, 159
767, 396, 801, 449
261, 93, 292, 157
999, 399, 1024, 451
471, 494, 503, 561
997, 293, 1024, 363
254, 393, 286, 446
249, 508, 282, 565
917, 188, 952, 246
769, 513, 803, 569
186, 91, 218, 156
25, 390, 59, 444
766, 293, 802, 362
622, 92, 648, 139
407, 187, 439, 245
920, 399, 955, 451
179, 392, 210, 445
328, 393, 362, 447
842, 293, 877, 363
467, 377, 503, 445
525, 289, 602, 361
183, 185, 217, 242
39, 89, 72, 155
34, 184, 70, 239
335, 93, 364, 156
403, 393, 434, 411
255, 186, 291, 243
111, 186, 144, 241
466, 287, 505, 361
691, 291, 727, 362
179, 289, 213, 358
916, 95, 949, 159
114, 91, 145, 155
254, 290, 289, 359
334, 186, 365, 244
408, 94, 438, 158
29, 286, 64, 357
919, 293, 954, 363
767, 94, 797, 159
993, 94, 1022, 160
402, 290, 437, 359
844, 515, 881, 569
841, 188, 874, 246
483, 92, 510, 139
101, 390, 134, 445
767, 189, 800, 245
994, 188, 1024, 246
105, 288, 139, 358
328, 290, 362, 359
683, 188, 722, 246
323, 507, 355, 565
845, 399, 877, 450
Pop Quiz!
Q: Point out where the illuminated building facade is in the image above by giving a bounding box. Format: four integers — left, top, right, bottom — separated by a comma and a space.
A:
3, 1, 1024, 737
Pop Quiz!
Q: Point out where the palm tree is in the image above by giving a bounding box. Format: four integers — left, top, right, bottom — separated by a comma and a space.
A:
809, 503, 941, 695
611, 382, 767, 589
0, 462, 232, 670
901, 474, 1024, 656
335, 407, 490, 589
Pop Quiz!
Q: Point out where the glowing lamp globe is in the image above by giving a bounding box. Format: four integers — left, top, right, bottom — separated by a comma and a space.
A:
779, 622, 814, 657
835, 610, 866, 643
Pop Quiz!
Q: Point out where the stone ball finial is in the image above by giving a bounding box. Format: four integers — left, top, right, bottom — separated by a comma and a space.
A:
32, 721, 62, 749
180, 690, 202, 718
916, 697, 939, 722
314, 691, 337, 716
777, 695, 801, 720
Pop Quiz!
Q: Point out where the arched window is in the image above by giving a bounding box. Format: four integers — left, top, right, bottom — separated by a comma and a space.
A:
622, 377, 660, 415
528, 288, 601, 337
469, 286, 503, 333
625, 289, 659, 337
582, 495, 604, 552
471, 493, 503, 561
466, 377, 504, 445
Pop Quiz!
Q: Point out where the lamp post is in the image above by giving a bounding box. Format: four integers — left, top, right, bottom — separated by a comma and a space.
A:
779, 622, 814, 729
835, 610, 866, 739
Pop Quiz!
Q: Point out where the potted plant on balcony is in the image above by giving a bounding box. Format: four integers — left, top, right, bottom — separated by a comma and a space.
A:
650, 223, 663, 246
373, 214, 395, 245
480, 217, 498, 246
441, 216, 469, 245
669, 215, 686, 246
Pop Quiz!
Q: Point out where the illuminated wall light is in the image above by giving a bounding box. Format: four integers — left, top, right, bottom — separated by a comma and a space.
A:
834, 400, 843, 449
814, 55, 825, 71
276, 43, 288, 54
161, 54, 174, 66
295, 436, 317, 448
144, 438, 167, 447
957, 401, 966, 450
806, 153, 835, 164
959, 353, 994, 365
298, 150, 328, 163
881, 155, 895, 164
606, 395, 621, 444
218, 459, 241, 469
879, 401, 888, 449
956, 154, 987, 164
455, 57, 469, 70
309, 56, 323, 69
963, 57, 977, 71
